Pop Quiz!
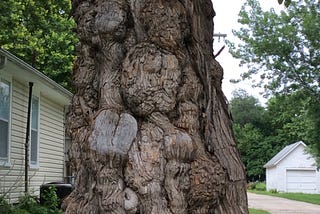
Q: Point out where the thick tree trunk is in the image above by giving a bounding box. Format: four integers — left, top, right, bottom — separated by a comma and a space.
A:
63, 0, 248, 213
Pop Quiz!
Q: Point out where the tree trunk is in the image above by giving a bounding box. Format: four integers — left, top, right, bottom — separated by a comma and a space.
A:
63, 0, 248, 213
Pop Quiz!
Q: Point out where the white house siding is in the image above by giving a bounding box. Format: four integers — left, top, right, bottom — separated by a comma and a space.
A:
1, 79, 29, 202
29, 95, 65, 196
0, 79, 66, 202
266, 166, 277, 191
269, 144, 320, 193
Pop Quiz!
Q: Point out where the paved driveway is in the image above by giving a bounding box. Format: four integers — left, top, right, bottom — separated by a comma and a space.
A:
248, 192, 320, 214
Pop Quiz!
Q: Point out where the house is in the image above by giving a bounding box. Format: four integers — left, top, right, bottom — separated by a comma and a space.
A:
264, 141, 320, 194
0, 49, 72, 202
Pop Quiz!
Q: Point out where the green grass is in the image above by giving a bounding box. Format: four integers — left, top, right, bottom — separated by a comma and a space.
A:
249, 190, 320, 205
249, 208, 270, 214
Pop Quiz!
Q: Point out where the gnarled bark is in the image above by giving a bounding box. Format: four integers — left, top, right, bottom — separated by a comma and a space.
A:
63, 0, 248, 213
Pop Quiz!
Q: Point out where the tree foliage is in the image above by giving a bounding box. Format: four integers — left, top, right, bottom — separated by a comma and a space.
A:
229, 0, 320, 163
230, 89, 315, 180
228, 0, 320, 98
231, 89, 266, 129
278, 0, 292, 7
230, 90, 271, 181
267, 91, 311, 142
233, 123, 272, 181
0, 0, 77, 90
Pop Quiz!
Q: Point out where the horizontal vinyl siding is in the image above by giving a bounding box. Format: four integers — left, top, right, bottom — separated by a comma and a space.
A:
0, 80, 67, 202
41, 126, 65, 140
1, 80, 27, 203
28, 95, 65, 197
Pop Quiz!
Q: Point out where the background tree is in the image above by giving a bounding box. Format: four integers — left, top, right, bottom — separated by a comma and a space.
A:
233, 123, 271, 181
267, 91, 320, 165
228, 0, 320, 160
0, 0, 77, 90
63, 0, 248, 213
230, 89, 266, 129
230, 89, 271, 181
228, 0, 320, 96
266, 91, 311, 144
278, 0, 292, 7
230, 88, 316, 180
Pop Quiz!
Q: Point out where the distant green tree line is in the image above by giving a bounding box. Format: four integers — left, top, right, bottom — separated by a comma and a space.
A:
230, 89, 315, 181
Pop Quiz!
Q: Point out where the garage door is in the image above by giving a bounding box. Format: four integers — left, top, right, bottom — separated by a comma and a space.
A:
286, 169, 316, 193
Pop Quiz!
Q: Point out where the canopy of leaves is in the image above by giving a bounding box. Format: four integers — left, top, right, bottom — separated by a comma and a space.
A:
228, 0, 320, 98
230, 89, 266, 129
230, 90, 271, 181
0, 0, 77, 90
278, 0, 292, 7
230, 89, 316, 180
233, 123, 272, 181
229, 0, 320, 165
267, 91, 311, 141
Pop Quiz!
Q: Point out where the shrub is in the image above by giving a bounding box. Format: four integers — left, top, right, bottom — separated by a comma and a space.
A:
254, 182, 266, 191
269, 189, 278, 193
16, 194, 47, 214
41, 186, 59, 211
0, 196, 13, 214
247, 182, 266, 191
247, 182, 256, 190
0, 191, 61, 214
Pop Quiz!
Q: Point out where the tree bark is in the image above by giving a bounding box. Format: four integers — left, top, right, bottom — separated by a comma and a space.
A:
63, 0, 248, 213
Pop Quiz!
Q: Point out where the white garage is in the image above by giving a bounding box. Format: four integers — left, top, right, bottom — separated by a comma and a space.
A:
264, 141, 320, 193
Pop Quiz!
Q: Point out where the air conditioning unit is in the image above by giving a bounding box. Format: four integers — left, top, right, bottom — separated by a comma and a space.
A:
0, 55, 7, 69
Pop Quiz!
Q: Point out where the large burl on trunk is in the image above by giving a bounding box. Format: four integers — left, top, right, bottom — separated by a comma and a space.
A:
63, 0, 248, 213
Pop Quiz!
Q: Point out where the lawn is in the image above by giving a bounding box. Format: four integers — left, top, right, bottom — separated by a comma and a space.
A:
249, 190, 320, 205
249, 208, 270, 214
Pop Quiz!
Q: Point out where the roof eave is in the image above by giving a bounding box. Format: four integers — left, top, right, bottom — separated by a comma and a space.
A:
0, 48, 73, 100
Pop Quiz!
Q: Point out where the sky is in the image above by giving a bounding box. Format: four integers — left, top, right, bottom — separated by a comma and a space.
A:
212, 0, 284, 105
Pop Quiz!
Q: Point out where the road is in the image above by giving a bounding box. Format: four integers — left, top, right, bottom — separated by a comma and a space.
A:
248, 192, 320, 214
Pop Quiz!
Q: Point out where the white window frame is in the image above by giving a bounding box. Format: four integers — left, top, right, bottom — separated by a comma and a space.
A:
0, 75, 12, 167
29, 94, 40, 169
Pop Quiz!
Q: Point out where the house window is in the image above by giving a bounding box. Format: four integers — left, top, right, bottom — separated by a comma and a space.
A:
30, 96, 39, 167
0, 79, 11, 163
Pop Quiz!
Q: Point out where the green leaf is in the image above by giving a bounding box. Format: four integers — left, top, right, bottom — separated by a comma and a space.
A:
284, 0, 291, 7
0, 0, 77, 91
227, 0, 320, 97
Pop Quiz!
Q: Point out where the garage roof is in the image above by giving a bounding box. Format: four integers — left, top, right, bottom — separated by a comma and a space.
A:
263, 141, 306, 168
